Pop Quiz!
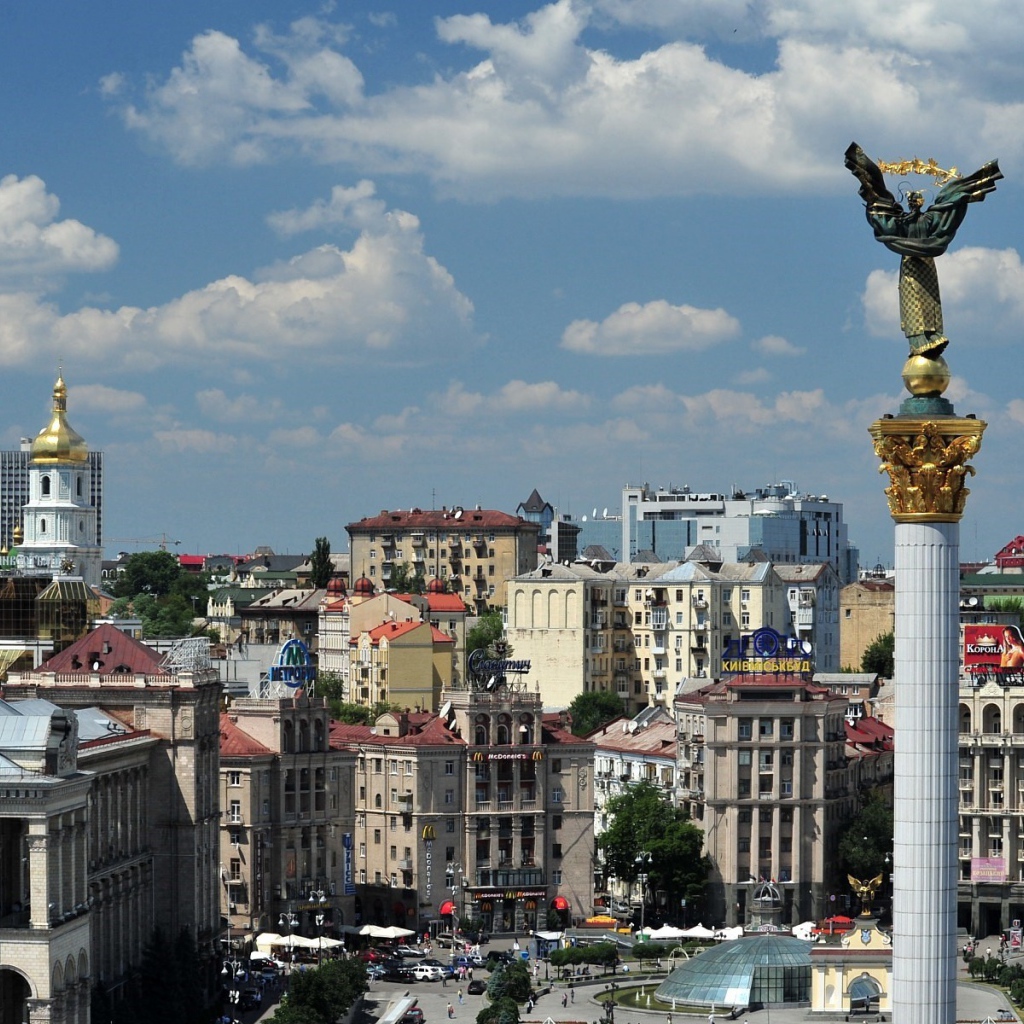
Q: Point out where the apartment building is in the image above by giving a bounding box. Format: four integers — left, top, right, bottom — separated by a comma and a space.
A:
218, 697, 358, 947
676, 647, 873, 927
346, 507, 539, 611
330, 677, 595, 935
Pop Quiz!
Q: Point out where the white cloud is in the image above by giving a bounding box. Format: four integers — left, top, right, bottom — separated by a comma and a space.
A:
752, 334, 804, 357
0, 184, 477, 371
68, 384, 146, 413
0, 175, 118, 285
106, 2, 1024, 198
862, 246, 1024, 343
610, 383, 678, 411
433, 379, 589, 416
154, 428, 234, 454
196, 389, 285, 422
562, 299, 740, 355
735, 367, 772, 385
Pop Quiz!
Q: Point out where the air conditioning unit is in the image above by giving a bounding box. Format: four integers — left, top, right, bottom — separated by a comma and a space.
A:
229, 902, 237, 912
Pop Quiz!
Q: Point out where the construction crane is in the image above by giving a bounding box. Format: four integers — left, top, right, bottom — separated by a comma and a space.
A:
108, 534, 182, 552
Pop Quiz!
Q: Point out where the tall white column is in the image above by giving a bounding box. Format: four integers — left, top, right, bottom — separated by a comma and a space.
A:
893, 520, 960, 1024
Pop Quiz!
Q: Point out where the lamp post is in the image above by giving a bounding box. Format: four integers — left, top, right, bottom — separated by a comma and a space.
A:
635, 851, 652, 937
309, 887, 327, 965
222, 957, 243, 1023
446, 860, 462, 945
279, 909, 298, 967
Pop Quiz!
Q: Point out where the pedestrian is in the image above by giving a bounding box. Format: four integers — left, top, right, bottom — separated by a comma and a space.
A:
570, 989, 575, 1003
562, 993, 568, 1008
667, 1015, 672, 1024
442, 974, 448, 988
458, 989, 464, 1005
708, 1011, 715, 1024
447, 1003, 455, 1019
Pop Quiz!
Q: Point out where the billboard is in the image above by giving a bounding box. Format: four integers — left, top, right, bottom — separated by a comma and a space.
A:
971, 857, 1006, 883
964, 624, 1024, 676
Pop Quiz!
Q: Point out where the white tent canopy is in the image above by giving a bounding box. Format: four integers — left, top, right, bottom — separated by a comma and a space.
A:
647, 925, 687, 941
680, 923, 716, 939
713, 926, 745, 941
359, 924, 416, 939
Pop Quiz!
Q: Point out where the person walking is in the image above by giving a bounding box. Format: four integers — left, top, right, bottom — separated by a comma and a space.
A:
458, 989, 464, 1005
561, 993, 568, 1008
570, 989, 575, 1003
447, 1003, 455, 1019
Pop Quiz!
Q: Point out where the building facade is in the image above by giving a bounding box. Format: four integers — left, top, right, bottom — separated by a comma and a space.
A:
839, 577, 895, 673
346, 507, 539, 612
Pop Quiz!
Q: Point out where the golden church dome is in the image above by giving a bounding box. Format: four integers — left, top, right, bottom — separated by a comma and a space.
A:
30, 376, 89, 464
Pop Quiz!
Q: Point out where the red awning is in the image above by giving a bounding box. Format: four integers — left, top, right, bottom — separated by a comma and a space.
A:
439, 900, 456, 915
551, 896, 570, 911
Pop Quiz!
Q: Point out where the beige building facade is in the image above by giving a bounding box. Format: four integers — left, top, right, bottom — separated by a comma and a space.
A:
346, 507, 539, 612
839, 578, 894, 672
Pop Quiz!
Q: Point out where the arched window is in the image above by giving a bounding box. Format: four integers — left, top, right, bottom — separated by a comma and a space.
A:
518, 714, 534, 745
282, 721, 294, 753
39, 518, 46, 534
475, 714, 490, 746
298, 720, 309, 752
375, 794, 382, 808
76, 476, 83, 497
41, 476, 51, 497
496, 713, 512, 746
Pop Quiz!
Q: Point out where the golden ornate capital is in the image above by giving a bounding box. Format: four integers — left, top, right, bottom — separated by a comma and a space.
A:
869, 416, 986, 522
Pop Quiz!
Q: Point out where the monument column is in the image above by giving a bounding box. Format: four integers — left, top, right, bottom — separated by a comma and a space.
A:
848, 140, 1001, 1024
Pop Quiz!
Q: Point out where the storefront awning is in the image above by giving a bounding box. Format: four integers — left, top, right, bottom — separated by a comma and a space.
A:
439, 900, 456, 915
551, 896, 570, 911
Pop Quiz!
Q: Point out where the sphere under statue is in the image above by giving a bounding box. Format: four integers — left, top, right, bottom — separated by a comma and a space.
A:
902, 353, 951, 397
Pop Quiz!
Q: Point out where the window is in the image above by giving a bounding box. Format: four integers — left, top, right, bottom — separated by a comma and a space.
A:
228, 772, 241, 787
552, 788, 563, 803
359, 869, 366, 883
230, 857, 242, 880
445, 761, 454, 775
230, 830, 241, 847
738, 719, 752, 740
759, 719, 774, 737
374, 758, 383, 774
229, 800, 241, 823
552, 844, 562, 858
446, 818, 455, 832
373, 829, 381, 844
738, 810, 751, 823
741, 589, 750, 602
552, 759, 562, 773
445, 790, 454, 804
738, 750, 752, 766
551, 870, 562, 884
722, 589, 732, 601
738, 838, 750, 853
390, 845, 397, 859
780, 719, 794, 740
390, 760, 398, 775
738, 780, 751, 796
359, 843, 366, 858
552, 815, 562, 830
390, 815, 397, 829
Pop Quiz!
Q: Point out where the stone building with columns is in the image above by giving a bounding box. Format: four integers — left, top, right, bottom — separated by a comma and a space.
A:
0, 697, 91, 1024
4, 623, 222, 1008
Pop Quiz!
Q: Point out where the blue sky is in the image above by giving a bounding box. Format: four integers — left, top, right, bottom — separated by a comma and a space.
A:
2, 0, 1022, 565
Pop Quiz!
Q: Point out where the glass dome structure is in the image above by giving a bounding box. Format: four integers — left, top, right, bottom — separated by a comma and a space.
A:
655, 934, 812, 1009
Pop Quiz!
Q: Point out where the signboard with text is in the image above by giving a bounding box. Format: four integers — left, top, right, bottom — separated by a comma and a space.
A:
971, 857, 1006, 883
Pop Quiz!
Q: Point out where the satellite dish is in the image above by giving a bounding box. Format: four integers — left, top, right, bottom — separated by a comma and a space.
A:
603, 508, 608, 518
593, 509, 598, 518
439, 701, 452, 719
454, 508, 463, 519
582, 516, 587, 522
968, 596, 979, 607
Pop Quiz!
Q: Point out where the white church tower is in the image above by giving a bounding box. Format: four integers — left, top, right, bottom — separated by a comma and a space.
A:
15, 376, 101, 587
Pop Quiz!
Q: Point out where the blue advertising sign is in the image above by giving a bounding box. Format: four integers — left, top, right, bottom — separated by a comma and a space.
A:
268, 638, 317, 689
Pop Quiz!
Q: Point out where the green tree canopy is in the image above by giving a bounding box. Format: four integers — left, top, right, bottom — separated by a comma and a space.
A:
111, 550, 211, 638
598, 781, 709, 918
838, 789, 893, 882
986, 597, 1024, 630
567, 690, 624, 735
861, 630, 894, 677
309, 537, 332, 589
468, 611, 504, 654
388, 561, 427, 594
281, 958, 367, 1024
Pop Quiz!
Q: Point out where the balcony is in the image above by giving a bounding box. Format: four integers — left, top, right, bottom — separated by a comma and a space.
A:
395, 793, 413, 811
651, 611, 668, 630
652, 668, 666, 680
399, 858, 413, 871
412, 533, 426, 547
692, 596, 708, 609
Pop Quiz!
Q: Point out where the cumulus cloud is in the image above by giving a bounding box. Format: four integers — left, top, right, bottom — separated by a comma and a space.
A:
752, 334, 804, 357
154, 428, 234, 454
104, 2, 1024, 198
562, 299, 740, 355
0, 175, 118, 286
196, 389, 285, 422
434, 379, 589, 416
862, 246, 1024, 343
68, 384, 146, 413
0, 184, 477, 371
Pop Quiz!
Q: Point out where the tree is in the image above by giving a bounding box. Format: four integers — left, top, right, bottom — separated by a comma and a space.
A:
598, 781, 709, 918
838, 789, 894, 882
388, 561, 427, 594
567, 690, 624, 736
283, 958, 367, 1024
112, 550, 212, 638
309, 537, 333, 589
113, 550, 181, 599
987, 597, 1024, 630
468, 611, 504, 654
861, 630, 895, 677
485, 960, 532, 1003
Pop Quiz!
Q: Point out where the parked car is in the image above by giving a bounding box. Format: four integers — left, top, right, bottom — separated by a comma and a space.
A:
365, 965, 388, 980
401, 1009, 425, 1024
422, 958, 455, 977
467, 980, 487, 995
434, 933, 455, 948
394, 946, 427, 959
359, 949, 386, 963
412, 965, 444, 982
484, 951, 515, 969
452, 954, 485, 970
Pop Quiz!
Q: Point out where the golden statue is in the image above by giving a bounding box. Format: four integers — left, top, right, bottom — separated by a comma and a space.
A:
848, 873, 885, 918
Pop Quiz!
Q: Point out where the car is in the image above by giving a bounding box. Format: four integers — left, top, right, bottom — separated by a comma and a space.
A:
365, 965, 388, 980
359, 949, 385, 963
467, 980, 487, 995
385, 961, 417, 981
452, 954, 485, 969
401, 1009, 425, 1024
422, 959, 455, 977
435, 933, 455, 948
484, 952, 515, 969
394, 946, 427, 959
412, 965, 444, 982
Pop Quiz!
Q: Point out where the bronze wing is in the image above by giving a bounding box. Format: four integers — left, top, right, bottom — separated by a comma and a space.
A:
845, 142, 902, 219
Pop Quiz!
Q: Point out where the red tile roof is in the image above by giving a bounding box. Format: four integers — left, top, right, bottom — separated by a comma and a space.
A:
348, 508, 536, 532
220, 713, 274, 757
40, 623, 168, 677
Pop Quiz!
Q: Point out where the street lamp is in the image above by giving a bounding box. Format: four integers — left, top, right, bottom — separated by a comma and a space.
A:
221, 957, 243, 1023
635, 851, 652, 937
446, 861, 462, 943
309, 888, 328, 965
279, 909, 298, 965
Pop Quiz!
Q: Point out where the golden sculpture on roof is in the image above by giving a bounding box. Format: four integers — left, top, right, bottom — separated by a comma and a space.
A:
848, 872, 885, 918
